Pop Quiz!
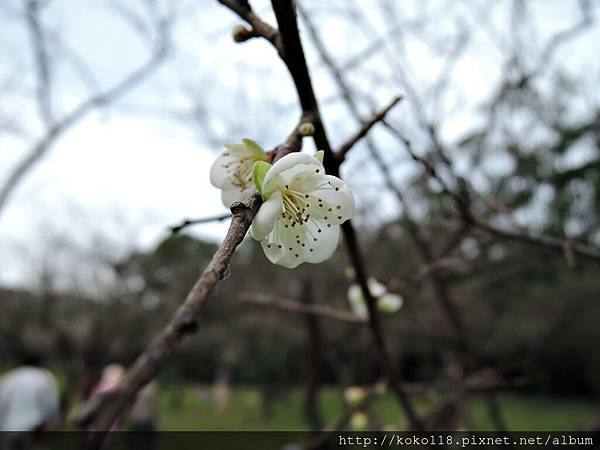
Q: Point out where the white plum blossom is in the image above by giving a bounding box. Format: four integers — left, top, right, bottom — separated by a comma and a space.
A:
347, 277, 403, 318
377, 293, 403, 313
210, 139, 270, 207
250, 152, 355, 268
347, 278, 385, 318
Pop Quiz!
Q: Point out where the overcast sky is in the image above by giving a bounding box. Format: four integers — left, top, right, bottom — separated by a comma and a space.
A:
1, 0, 598, 287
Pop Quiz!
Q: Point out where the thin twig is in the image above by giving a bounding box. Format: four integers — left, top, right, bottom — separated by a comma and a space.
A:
217, 0, 279, 48
169, 214, 232, 234
335, 95, 403, 160
241, 292, 367, 325
25, 0, 54, 126
383, 121, 600, 262
242, 292, 454, 343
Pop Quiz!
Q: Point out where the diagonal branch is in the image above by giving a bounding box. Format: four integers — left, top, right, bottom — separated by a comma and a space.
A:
74, 120, 309, 449
335, 95, 403, 160
74, 194, 262, 446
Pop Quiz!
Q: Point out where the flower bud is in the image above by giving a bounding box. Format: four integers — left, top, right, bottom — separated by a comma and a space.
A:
232, 25, 252, 43
344, 266, 356, 280
298, 122, 315, 136
350, 412, 369, 431
344, 386, 367, 406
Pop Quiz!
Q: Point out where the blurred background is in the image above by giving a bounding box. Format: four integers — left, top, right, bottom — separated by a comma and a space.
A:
1, 0, 600, 433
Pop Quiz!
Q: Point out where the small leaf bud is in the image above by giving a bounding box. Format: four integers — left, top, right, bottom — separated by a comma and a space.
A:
298, 122, 315, 136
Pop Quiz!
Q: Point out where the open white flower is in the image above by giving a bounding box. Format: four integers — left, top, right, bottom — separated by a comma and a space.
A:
347, 277, 403, 318
210, 139, 270, 207
250, 152, 355, 268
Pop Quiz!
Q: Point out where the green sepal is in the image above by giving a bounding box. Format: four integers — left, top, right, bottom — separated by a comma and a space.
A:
243, 138, 267, 158
314, 150, 324, 164
252, 160, 272, 195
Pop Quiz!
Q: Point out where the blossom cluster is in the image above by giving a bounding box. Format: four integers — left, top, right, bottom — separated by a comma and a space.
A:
210, 140, 355, 268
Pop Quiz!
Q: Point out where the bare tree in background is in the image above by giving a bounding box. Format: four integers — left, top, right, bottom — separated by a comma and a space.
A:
0, 0, 179, 219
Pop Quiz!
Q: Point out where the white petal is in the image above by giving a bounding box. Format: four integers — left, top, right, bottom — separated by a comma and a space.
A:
224, 143, 254, 158
307, 175, 355, 225
260, 235, 301, 269
378, 293, 403, 313
261, 240, 289, 267
301, 221, 340, 264
259, 216, 341, 268
210, 153, 238, 189
347, 284, 368, 318
221, 187, 250, 208
262, 153, 322, 193
250, 192, 283, 241
260, 219, 300, 268
347, 284, 363, 303
367, 278, 387, 298
262, 244, 302, 268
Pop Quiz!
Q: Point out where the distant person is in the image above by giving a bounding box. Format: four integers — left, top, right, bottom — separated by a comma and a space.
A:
212, 367, 231, 411
0, 352, 60, 449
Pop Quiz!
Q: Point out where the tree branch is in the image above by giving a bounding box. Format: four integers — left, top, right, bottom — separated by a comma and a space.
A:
335, 95, 403, 160
217, 0, 279, 48
241, 292, 367, 325
296, 5, 510, 430
241, 292, 454, 343
169, 213, 232, 234
267, 0, 424, 430
25, 0, 54, 126
74, 119, 309, 449
383, 121, 600, 262
266, 0, 424, 430
75, 194, 261, 441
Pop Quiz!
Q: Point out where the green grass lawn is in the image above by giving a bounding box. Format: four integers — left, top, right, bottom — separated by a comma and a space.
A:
157, 384, 600, 431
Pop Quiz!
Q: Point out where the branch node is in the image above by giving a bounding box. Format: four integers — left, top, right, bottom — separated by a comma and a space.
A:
230, 200, 250, 216
298, 121, 315, 136
232, 24, 257, 42
173, 311, 199, 334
